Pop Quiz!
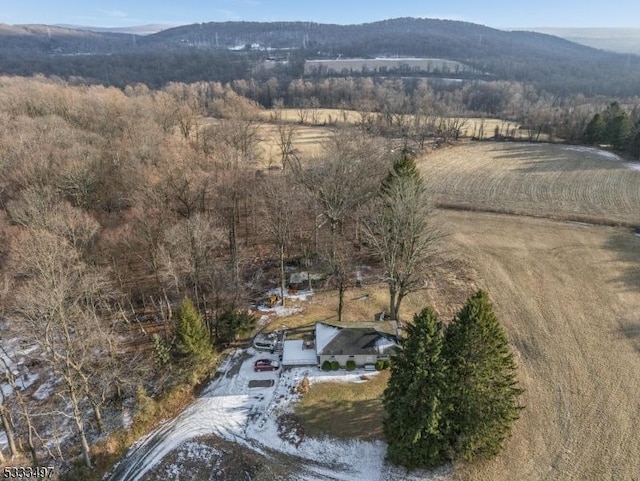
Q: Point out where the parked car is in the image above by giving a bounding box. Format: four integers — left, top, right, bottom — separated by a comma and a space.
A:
254, 359, 280, 372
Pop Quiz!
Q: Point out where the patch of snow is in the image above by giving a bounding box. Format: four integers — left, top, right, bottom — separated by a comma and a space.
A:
282, 340, 317, 366
122, 408, 133, 430
162, 440, 222, 479
315, 323, 341, 354
32, 378, 55, 400
258, 304, 303, 317
375, 335, 396, 354
563, 145, 623, 160
562, 145, 640, 173
264, 287, 314, 302
107, 351, 447, 481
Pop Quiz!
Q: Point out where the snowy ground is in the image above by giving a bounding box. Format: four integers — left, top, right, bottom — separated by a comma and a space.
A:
105, 349, 448, 481
563, 145, 640, 171
255, 288, 315, 318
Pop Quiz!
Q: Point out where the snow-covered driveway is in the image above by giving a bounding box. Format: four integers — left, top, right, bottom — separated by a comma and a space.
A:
105, 349, 448, 481
105, 349, 280, 481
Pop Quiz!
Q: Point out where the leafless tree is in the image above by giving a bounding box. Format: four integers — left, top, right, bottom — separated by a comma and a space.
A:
10, 229, 118, 468
322, 241, 357, 322
259, 173, 299, 307
362, 156, 444, 321
275, 121, 299, 171
158, 213, 227, 314
291, 130, 390, 253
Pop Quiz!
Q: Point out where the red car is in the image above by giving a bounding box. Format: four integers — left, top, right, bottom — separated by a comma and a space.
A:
254, 359, 280, 372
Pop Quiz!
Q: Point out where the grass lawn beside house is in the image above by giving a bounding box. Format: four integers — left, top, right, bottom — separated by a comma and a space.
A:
294, 370, 391, 441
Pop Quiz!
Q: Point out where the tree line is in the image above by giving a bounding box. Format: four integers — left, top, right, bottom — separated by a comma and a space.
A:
583, 101, 640, 158
4, 17, 640, 97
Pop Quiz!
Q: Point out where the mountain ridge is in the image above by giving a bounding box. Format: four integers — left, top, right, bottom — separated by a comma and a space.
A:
1, 17, 639, 96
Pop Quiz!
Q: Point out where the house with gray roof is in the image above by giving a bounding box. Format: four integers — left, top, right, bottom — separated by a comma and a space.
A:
314, 322, 398, 368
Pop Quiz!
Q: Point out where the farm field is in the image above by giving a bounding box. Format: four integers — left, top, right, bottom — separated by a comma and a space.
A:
259, 108, 520, 138
303, 58, 476, 75
439, 210, 640, 480
282, 141, 640, 479
421, 142, 640, 225
258, 122, 333, 160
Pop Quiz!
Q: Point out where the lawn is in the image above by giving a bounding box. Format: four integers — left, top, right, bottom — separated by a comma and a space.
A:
294, 370, 391, 441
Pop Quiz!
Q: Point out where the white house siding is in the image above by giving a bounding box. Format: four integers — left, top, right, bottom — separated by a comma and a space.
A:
319, 354, 385, 368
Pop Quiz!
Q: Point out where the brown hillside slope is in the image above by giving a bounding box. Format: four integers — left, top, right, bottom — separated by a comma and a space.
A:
442, 210, 640, 480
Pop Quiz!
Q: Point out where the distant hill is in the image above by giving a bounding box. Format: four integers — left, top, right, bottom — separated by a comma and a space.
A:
55, 24, 175, 36
1, 18, 639, 96
532, 27, 640, 55
0, 23, 135, 53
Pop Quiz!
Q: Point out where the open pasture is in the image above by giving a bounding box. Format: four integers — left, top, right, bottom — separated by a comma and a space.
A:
258, 122, 333, 162
260, 108, 520, 139
421, 142, 640, 226
440, 210, 640, 480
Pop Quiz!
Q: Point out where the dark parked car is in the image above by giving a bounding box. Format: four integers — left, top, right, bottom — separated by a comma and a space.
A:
254, 359, 280, 372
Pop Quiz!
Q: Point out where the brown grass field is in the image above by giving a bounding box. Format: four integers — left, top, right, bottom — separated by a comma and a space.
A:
258, 108, 520, 140
295, 370, 391, 441
415, 142, 640, 479
421, 142, 640, 226
258, 122, 333, 162
439, 210, 640, 480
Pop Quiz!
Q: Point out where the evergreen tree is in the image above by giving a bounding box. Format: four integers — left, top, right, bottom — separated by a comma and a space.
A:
603, 102, 632, 150
215, 305, 258, 344
443, 290, 524, 461
383, 307, 449, 468
175, 298, 212, 359
583, 113, 605, 145
628, 129, 640, 160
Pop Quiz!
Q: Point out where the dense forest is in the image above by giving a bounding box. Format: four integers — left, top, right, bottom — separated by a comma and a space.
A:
2, 18, 640, 96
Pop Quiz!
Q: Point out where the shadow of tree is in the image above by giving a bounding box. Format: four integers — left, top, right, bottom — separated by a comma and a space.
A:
619, 322, 640, 352
603, 229, 640, 352
604, 229, 640, 291
488, 143, 629, 173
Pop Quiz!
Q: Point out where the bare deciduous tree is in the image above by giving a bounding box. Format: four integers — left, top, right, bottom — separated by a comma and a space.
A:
259, 173, 298, 307
10, 229, 117, 468
362, 155, 444, 321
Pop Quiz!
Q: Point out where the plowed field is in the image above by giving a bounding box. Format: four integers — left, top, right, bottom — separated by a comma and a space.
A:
421, 143, 640, 480
421, 142, 640, 226
441, 210, 640, 480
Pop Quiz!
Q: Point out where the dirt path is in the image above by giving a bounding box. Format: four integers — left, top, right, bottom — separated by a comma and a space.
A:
439, 210, 640, 480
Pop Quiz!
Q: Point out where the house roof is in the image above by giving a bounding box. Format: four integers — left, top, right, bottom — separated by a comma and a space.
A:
316, 323, 398, 357
315, 322, 342, 353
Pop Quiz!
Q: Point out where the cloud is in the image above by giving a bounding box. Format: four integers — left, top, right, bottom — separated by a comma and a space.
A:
97, 8, 129, 19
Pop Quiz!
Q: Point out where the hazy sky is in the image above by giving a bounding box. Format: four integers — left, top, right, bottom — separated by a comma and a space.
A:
1, 0, 639, 29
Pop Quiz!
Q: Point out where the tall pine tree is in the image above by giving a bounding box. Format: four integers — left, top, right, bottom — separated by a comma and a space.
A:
383, 307, 449, 468
175, 298, 213, 359
443, 290, 524, 461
